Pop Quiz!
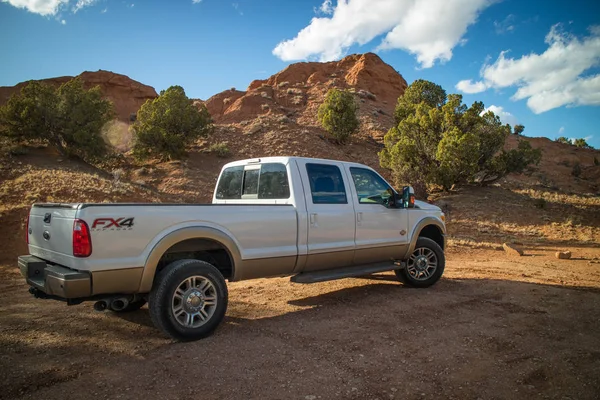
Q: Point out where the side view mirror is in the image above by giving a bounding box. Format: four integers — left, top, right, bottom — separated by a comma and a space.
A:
401, 186, 415, 208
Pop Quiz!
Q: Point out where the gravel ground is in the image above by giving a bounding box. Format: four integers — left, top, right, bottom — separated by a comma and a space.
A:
1, 246, 599, 400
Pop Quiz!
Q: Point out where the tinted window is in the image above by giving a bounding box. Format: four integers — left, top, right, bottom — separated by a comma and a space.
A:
306, 163, 347, 204
215, 166, 243, 199
259, 163, 290, 199
350, 167, 393, 205
242, 169, 259, 197
216, 163, 290, 200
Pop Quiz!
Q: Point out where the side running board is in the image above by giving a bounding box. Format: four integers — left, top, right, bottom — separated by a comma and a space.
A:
290, 261, 403, 284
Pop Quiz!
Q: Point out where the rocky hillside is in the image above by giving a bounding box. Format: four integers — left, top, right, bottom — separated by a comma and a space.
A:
203, 53, 406, 141
0, 70, 157, 122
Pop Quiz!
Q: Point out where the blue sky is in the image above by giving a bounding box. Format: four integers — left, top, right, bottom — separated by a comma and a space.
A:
1, 0, 599, 147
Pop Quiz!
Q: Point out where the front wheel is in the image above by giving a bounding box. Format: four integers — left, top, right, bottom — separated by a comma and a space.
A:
149, 259, 228, 341
395, 237, 445, 288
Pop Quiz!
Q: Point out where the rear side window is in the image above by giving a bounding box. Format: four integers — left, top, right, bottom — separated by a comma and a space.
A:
216, 163, 290, 200
306, 163, 347, 204
259, 163, 290, 199
216, 166, 243, 199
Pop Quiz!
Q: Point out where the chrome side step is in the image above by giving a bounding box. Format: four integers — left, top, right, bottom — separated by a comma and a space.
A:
290, 261, 403, 284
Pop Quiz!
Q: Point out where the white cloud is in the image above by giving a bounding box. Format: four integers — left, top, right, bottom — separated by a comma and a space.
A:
272, 0, 494, 67
494, 14, 515, 35
60, 18, 66, 24
100, 7, 106, 13
1, 0, 69, 16
456, 79, 487, 94
192, 0, 201, 3
481, 105, 518, 126
456, 24, 600, 113
558, 126, 565, 134
319, 0, 333, 14
584, 135, 593, 141
72, 0, 97, 13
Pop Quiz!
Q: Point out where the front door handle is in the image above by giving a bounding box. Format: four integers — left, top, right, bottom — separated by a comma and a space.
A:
357, 212, 363, 222
310, 213, 318, 227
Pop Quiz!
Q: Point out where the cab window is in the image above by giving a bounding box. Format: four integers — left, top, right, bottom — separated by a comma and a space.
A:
306, 163, 347, 204
216, 163, 290, 200
349, 167, 393, 205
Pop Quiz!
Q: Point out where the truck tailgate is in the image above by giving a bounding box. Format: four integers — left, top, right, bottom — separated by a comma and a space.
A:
28, 204, 79, 264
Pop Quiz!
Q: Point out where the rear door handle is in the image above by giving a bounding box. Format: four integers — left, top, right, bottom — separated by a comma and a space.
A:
357, 212, 363, 222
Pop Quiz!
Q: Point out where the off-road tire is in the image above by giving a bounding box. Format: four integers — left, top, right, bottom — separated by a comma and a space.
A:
149, 259, 228, 341
395, 237, 445, 288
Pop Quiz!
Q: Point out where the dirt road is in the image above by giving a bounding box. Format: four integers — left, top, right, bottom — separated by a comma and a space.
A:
1, 246, 599, 400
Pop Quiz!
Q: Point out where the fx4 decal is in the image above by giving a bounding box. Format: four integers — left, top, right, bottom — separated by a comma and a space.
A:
91, 217, 135, 231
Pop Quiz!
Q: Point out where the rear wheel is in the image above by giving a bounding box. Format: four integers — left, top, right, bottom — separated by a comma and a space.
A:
149, 259, 228, 341
395, 237, 445, 288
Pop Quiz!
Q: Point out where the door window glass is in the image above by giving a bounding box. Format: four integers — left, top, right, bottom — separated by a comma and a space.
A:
349, 167, 393, 205
306, 163, 347, 204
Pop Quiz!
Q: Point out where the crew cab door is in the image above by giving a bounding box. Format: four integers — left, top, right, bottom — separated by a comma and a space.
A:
296, 160, 356, 272
344, 166, 409, 264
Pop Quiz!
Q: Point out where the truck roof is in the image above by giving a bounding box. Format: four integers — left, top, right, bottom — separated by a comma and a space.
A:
221, 156, 373, 170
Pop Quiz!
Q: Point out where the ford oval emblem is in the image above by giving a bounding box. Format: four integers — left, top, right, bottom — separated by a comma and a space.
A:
43, 231, 50, 240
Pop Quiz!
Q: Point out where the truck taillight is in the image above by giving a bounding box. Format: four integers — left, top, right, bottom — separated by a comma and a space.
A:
26, 216, 30, 245
73, 219, 92, 257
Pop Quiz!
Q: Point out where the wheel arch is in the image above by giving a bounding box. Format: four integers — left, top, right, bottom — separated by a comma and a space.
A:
404, 217, 446, 258
138, 227, 242, 293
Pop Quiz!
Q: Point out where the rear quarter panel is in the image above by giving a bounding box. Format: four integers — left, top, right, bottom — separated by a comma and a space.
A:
70, 204, 298, 273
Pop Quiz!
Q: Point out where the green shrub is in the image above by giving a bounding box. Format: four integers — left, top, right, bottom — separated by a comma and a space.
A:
513, 124, 524, 135
208, 142, 230, 158
380, 79, 542, 195
0, 78, 113, 162
555, 137, 572, 145
132, 86, 213, 161
318, 89, 359, 144
573, 138, 593, 149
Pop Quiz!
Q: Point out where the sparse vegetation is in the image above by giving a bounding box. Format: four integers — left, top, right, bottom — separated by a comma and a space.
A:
380, 79, 542, 196
594, 157, 599, 166
286, 88, 303, 95
573, 138, 593, 149
0, 78, 113, 162
357, 89, 376, 100
318, 88, 359, 144
132, 85, 213, 161
513, 124, 524, 135
554, 137, 594, 149
208, 142, 230, 158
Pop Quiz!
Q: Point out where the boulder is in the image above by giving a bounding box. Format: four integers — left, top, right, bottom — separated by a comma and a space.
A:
555, 251, 572, 260
503, 243, 524, 256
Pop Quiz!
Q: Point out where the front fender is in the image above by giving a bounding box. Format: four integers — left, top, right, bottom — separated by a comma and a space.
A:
402, 217, 446, 259
138, 226, 242, 292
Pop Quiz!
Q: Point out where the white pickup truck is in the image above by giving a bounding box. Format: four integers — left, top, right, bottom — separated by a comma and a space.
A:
19, 157, 446, 341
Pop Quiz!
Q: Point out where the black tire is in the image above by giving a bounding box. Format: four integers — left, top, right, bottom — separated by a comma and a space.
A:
111, 299, 146, 313
395, 237, 445, 288
149, 259, 228, 341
